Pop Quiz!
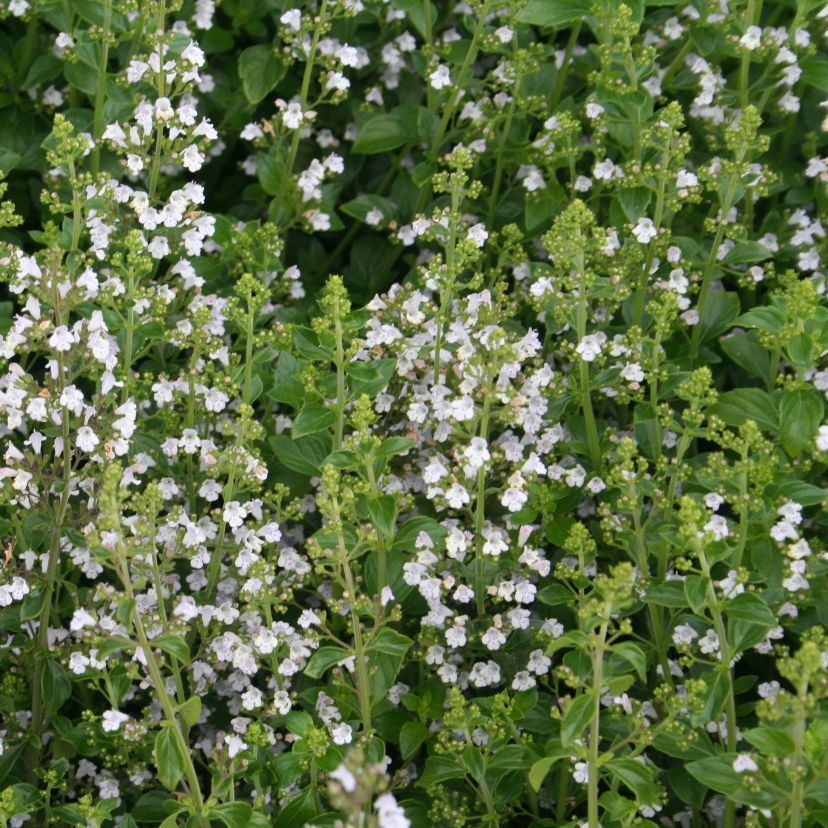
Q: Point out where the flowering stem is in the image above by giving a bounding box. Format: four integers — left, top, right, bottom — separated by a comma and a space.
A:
276, 0, 328, 216
114, 552, 208, 825
550, 21, 582, 110
473, 379, 492, 617
433, 183, 461, 384
789, 688, 806, 828
27, 263, 74, 781
333, 297, 346, 452
488, 76, 521, 228
332, 495, 372, 732
576, 254, 601, 470
91, 0, 113, 176
587, 620, 609, 828
697, 546, 737, 828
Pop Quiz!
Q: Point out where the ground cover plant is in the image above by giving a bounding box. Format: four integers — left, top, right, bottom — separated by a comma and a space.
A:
0, 0, 826, 825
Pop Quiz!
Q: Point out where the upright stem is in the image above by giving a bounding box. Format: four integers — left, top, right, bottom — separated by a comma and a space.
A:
27, 259, 75, 780
576, 253, 601, 469
332, 497, 372, 732
333, 302, 346, 452
697, 547, 737, 828
473, 380, 492, 616
115, 554, 208, 825
550, 21, 582, 110
587, 620, 609, 828
91, 0, 113, 175
275, 0, 329, 214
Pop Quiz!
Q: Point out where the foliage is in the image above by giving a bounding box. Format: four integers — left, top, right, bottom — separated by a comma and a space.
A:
0, 0, 826, 826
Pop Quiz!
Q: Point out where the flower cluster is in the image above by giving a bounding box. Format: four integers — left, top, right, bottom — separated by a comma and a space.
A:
0, 0, 825, 827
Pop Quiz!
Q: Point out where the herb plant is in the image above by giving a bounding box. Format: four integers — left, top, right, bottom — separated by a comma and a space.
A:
0, 0, 826, 826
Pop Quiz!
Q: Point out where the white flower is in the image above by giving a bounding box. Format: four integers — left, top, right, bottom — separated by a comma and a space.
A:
429, 65, 452, 90
467, 223, 488, 248
280, 9, 301, 31
739, 26, 762, 50
698, 629, 720, 654
672, 624, 698, 646
816, 425, 828, 452
576, 332, 606, 362
375, 792, 410, 828
49, 326, 74, 352
102, 710, 129, 732
330, 764, 356, 792
331, 722, 353, 745
733, 754, 759, 773
181, 145, 205, 172
632, 217, 657, 243
76, 426, 100, 453
282, 102, 304, 129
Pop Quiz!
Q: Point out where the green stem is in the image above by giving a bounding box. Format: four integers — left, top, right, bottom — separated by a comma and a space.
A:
116, 554, 208, 825
91, 0, 113, 175
789, 696, 806, 828
333, 500, 372, 732
487, 77, 521, 228
576, 253, 601, 469
333, 302, 345, 451
697, 547, 737, 828
275, 0, 329, 215
473, 380, 492, 617
587, 620, 609, 828
550, 21, 582, 110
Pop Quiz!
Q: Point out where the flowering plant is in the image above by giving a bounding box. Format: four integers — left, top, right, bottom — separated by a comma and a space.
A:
0, 0, 826, 826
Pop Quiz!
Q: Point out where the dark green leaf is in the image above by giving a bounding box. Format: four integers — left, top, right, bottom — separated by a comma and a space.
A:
154, 728, 185, 791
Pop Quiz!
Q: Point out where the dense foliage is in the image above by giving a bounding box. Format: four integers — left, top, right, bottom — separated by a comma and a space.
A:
0, 0, 826, 826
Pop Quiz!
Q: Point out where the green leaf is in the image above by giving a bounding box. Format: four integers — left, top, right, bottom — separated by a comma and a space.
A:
417, 755, 465, 786
152, 634, 190, 664
644, 580, 687, 608
176, 696, 201, 728
367, 494, 397, 536
213, 802, 270, 828
375, 436, 417, 459
561, 692, 595, 746
399, 721, 428, 760
720, 332, 770, 380
708, 388, 778, 432
352, 114, 414, 154
737, 306, 784, 333
274, 787, 317, 828
269, 433, 330, 476
529, 756, 557, 792
292, 403, 336, 438
154, 727, 185, 791
42, 659, 72, 715
801, 57, 828, 92
340, 194, 397, 225
723, 593, 776, 627
722, 241, 771, 265
366, 627, 413, 659
516, 0, 592, 26
779, 388, 824, 457
606, 757, 660, 802
238, 44, 287, 104
684, 575, 709, 615
304, 646, 351, 679
611, 642, 647, 683
698, 291, 740, 343
346, 359, 396, 396
130, 790, 171, 822
686, 755, 776, 807
742, 726, 795, 756
284, 711, 314, 736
